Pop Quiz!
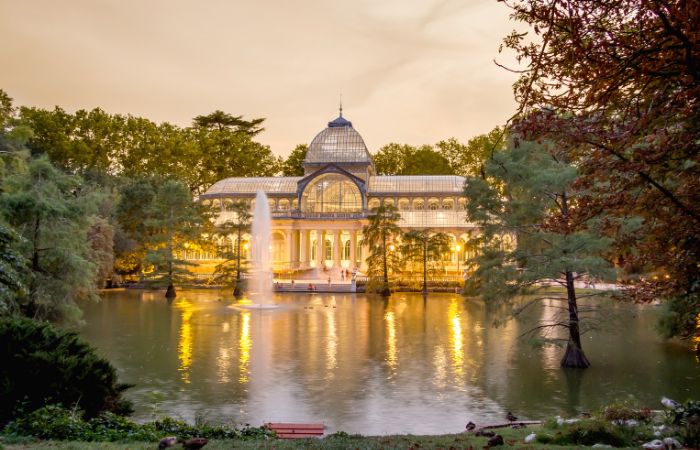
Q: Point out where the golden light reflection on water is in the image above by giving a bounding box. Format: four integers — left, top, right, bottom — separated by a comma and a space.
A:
385, 310, 397, 375
325, 307, 338, 372
448, 299, 464, 380
176, 299, 194, 384
239, 312, 251, 384
217, 322, 231, 383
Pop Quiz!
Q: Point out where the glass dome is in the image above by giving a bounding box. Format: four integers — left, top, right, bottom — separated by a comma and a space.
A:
301, 173, 363, 213
304, 114, 373, 164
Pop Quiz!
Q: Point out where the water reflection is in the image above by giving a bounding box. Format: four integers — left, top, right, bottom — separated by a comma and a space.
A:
79, 290, 700, 435
176, 299, 194, 384
239, 312, 251, 384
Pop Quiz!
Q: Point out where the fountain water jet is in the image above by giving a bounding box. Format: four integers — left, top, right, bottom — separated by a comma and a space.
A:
235, 190, 279, 309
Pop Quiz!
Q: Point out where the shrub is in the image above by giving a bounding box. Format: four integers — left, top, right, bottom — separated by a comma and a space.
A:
2, 405, 274, 442
0, 317, 133, 425
667, 399, 700, 447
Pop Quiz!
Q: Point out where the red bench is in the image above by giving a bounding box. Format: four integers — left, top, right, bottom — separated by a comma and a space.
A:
265, 422, 325, 439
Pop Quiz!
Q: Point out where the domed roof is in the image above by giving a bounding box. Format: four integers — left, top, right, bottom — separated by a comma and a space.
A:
304, 112, 373, 165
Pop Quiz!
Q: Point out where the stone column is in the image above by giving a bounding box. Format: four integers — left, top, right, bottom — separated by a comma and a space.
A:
349, 230, 357, 270
316, 229, 324, 268
285, 230, 293, 270
333, 230, 341, 267
299, 230, 308, 266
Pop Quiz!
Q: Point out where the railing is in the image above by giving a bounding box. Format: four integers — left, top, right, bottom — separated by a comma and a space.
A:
269, 210, 368, 219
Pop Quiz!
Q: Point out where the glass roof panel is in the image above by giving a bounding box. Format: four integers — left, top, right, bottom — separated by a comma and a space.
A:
305, 126, 372, 164
202, 177, 301, 196
368, 175, 466, 194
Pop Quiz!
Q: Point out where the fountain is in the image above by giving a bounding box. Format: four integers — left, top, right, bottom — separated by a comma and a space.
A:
234, 190, 279, 309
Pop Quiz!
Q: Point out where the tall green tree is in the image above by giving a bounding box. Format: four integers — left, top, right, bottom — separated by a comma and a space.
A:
0, 156, 100, 324
361, 204, 402, 296
373, 144, 453, 175
114, 177, 158, 278
401, 229, 451, 294
0, 223, 28, 316
499, 0, 700, 345
464, 139, 614, 368
213, 201, 251, 297
144, 180, 206, 298
436, 128, 506, 178
281, 144, 307, 176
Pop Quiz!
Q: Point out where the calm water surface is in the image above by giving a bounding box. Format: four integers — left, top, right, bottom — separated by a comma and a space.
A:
80, 290, 699, 435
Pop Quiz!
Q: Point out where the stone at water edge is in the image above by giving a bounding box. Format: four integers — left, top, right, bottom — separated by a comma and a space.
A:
486, 435, 504, 447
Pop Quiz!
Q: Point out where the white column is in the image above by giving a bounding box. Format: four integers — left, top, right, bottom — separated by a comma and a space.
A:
285, 230, 293, 270
349, 230, 357, 269
333, 230, 341, 267
299, 230, 307, 265
316, 229, 324, 267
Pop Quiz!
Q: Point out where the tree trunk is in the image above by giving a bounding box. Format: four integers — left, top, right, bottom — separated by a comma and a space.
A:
381, 232, 390, 296
234, 228, 243, 297
165, 283, 177, 299
422, 241, 428, 295
560, 270, 590, 368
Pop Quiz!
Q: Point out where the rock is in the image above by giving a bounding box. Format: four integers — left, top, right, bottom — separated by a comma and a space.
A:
486, 435, 504, 447
524, 432, 536, 443
182, 438, 208, 449
661, 397, 682, 411
592, 444, 612, 448
662, 437, 682, 449
158, 436, 178, 449
642, 439, 665, 450
475, 429, 495, 437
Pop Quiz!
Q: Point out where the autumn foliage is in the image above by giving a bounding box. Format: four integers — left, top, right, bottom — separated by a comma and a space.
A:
499, 0, 700, 343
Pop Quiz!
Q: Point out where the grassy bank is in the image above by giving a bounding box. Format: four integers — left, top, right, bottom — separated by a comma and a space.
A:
0, 429, 640, 450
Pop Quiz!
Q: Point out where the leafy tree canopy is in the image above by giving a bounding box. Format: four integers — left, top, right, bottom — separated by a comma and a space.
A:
281, 144, 307, 176
499, 0, 700, 343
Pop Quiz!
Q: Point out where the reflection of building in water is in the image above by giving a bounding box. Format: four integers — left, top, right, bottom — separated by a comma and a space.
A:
176, 299, 194, 384
194, 110, 479, 276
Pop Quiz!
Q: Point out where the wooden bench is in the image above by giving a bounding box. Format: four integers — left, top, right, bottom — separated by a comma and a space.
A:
265, 422, 325, 439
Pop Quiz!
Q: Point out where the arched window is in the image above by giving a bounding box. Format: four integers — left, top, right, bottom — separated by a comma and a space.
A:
428, 198, 440, 210
343, 240, 351, 260
292, 198, 299, 209
301, 173, 362, 213
278, 199, 290, 211
223, 198, 234, 211
398, 198, 410, 210
413, 199, 424, 210
442, 198, 454, 210
383, 198, 395, 207
325, 239, 333, 260
458, 198, 467, 210
268, 199, 276, 210
368, 198, 381, 210
311, 240, 317, 261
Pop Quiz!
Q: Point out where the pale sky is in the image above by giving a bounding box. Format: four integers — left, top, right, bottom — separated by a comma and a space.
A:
0, 0, 520, 157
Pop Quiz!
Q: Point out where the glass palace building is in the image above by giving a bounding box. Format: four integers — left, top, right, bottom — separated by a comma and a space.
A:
199, 112, 478, 273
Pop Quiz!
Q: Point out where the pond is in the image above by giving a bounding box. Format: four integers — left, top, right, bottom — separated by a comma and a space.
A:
79, 290, 699, 435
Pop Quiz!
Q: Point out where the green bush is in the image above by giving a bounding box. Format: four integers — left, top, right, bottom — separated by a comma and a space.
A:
0, 317, 133, 425
550, 420, 629, 447
2, 405, 274, 442
667, 399, 700, 447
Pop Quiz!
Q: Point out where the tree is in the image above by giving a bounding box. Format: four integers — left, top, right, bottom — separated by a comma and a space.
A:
0, 317, 133, 425
373, 143, 454, 175
281, 144, 307, 176
114, 177, 157, 278
499, 0, 700, 344
401, 229, 451, 294
436, 128, 506, 177
213, 201, 251, 297
464, 139, 614, 368
0, 223, 28, 316
1, 156, 100, 324
144, 180, 206, 298
192, 110, 265, 136
87, 216, 115, 288
361, 204, 402, 296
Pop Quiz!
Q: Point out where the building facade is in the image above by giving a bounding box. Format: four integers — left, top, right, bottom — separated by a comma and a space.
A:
198, 112, 478, 274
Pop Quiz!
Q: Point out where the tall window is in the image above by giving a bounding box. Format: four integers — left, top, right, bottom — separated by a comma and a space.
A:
343, 240, 351, 260
325, 239, 332, 260
301, 173, 362, 213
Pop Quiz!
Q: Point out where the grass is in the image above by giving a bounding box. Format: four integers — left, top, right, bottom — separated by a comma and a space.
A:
1, 426, 643, 449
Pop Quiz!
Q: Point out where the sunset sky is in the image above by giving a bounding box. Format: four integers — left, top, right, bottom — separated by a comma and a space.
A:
0, 0, 521, 157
